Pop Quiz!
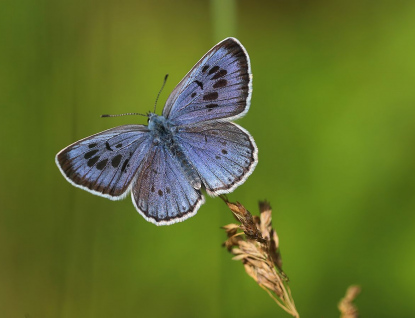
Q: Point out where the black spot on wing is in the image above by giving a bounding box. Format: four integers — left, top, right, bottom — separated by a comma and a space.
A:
208, 66, 219, 75
203, 92, 218, 101
121, 158, 130, 172
211, 69, 227, 80
84, 149, 98, 159
202, 65, 209, 73
111, 154, 122, 168
213, 79, 227, 88
206, 103, 218, 112
96, 159, 108, 170
88, 143, 97, 148
194, 80, 204, 90
106, 142, 113, 151
87, 156, 100, 167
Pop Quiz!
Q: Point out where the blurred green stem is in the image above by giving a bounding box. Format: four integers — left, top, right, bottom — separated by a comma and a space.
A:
211, 0, 237, 41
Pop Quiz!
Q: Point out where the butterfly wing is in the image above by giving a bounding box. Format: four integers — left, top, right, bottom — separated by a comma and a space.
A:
162, 37, 252, 125
131, 143, 204, 225
175, 121, 258, 196
56, 125, 151, 199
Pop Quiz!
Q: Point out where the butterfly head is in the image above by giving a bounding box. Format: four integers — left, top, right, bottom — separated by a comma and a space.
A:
148, 113, 168, 130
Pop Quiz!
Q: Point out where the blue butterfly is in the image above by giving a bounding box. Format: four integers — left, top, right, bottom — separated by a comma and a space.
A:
56, 37, 258, 225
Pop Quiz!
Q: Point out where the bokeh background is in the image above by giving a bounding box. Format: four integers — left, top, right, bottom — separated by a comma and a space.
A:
1, 0, 415, 317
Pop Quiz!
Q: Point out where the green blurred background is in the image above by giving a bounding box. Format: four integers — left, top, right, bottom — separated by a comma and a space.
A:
1, 0, 415, 317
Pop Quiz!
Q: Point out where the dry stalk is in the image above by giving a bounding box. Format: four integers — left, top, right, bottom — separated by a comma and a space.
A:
220, 196, 299, 318
338, 285, 361, 318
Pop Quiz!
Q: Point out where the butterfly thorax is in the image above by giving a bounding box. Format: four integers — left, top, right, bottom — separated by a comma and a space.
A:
148, 114, 173, 138
148, 113, 202, 190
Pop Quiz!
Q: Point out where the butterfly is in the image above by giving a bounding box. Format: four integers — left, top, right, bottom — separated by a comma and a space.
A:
56, 37, 258, 225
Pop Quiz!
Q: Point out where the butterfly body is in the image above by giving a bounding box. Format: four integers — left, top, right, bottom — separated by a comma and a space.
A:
147, 113, 202, 189
56, 37, 258, 225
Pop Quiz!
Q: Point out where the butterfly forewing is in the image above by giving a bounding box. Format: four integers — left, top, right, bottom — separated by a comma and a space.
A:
131, 144, 204, 225
56, 125, 151, 199
163, 37, 252, 125
176, 122, 257, 195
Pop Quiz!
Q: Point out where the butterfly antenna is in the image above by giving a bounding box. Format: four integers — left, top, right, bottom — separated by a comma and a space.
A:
154, 74, 169, 113
101, 112, 146, 118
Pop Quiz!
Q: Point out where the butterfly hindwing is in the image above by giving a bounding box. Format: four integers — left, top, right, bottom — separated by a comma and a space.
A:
56, 125, 151, 199
163, 37, 252, 125
176, 121, 258, 195
131, 144, 204, 225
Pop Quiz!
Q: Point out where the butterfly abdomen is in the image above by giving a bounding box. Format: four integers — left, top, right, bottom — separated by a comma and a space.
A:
168, 142, 202, 190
